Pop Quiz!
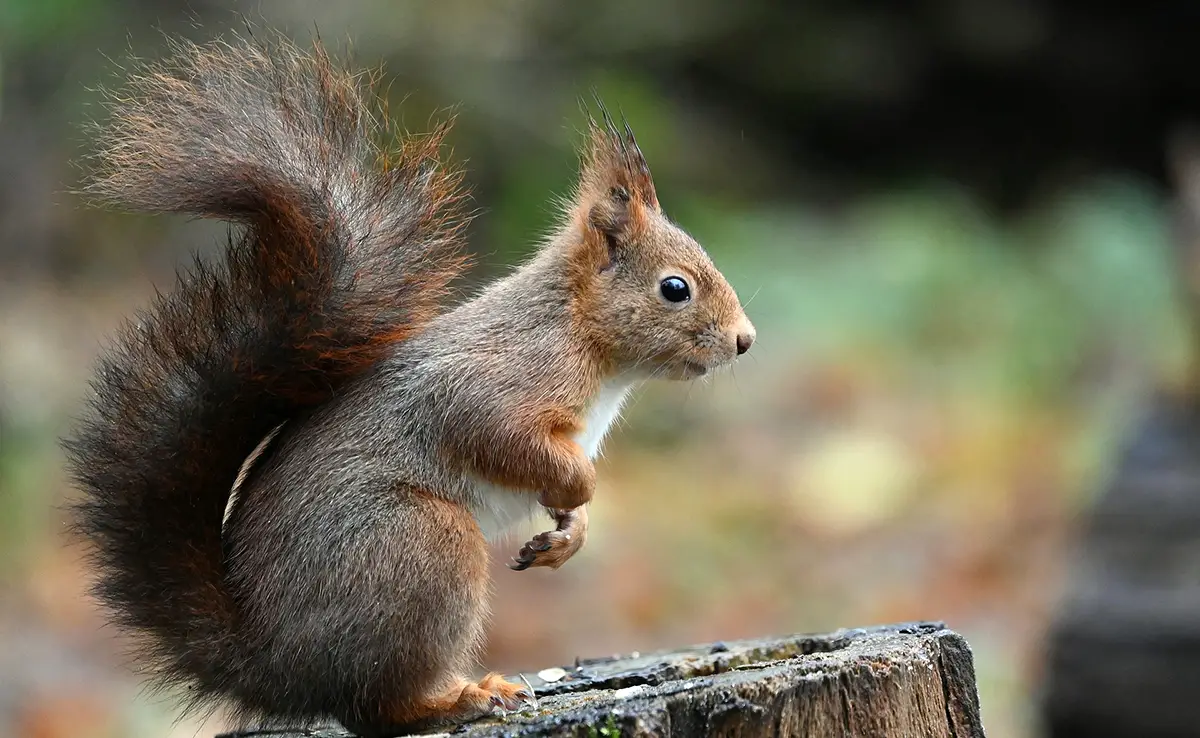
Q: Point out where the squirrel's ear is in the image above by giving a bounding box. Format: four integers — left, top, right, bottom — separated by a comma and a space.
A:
571, 102, 659, 266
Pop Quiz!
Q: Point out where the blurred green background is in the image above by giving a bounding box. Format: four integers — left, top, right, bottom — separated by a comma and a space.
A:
3, 2, 1200, 737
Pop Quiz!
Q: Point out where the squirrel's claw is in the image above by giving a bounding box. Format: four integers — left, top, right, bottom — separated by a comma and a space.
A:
509, 506, 588, 571
508, 531, 557, 570
518, 675, 539, 708
508, 535, 559, 568
489, 693, 510, 716
479, 673, 536, 715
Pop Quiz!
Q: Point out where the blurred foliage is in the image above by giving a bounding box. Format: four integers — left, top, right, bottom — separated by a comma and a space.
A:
2, 2, 1198, 738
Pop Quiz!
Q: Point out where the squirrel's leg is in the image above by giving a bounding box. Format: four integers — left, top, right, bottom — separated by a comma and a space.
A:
453, 406, 596, 510
508, 505, 589, 570
529, 435, 595, 510
321, 488, 531, 736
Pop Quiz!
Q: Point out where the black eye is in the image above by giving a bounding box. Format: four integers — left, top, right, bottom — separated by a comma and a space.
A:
659, 276, 691, 303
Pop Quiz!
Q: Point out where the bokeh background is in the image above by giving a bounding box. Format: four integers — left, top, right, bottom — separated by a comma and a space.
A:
4, 2, 1200, 737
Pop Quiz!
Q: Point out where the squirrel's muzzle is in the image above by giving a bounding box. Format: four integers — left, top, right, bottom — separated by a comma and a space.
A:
734, 317, 756, 356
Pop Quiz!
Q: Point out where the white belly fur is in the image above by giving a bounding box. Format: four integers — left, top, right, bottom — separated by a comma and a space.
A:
470, 379, 635, 540
575, 379, 635, 458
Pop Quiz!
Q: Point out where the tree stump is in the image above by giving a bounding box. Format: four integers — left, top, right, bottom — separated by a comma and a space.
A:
220, 622, 985, 738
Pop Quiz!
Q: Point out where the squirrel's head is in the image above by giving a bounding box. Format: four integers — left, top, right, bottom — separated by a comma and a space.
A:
562, 105, 755, 381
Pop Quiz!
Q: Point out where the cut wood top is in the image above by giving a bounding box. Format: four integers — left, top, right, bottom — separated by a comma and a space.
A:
221, 621, 985, 738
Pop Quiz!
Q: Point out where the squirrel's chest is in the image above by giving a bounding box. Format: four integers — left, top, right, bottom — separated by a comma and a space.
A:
469, 380, 634, 540
573, 380, 634, 458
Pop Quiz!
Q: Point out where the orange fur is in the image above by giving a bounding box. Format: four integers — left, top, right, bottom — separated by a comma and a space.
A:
451, 401, 597, 509
382, 673, 532, 730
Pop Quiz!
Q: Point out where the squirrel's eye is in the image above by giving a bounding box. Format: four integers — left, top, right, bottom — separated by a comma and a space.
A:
659, 276, 691, 303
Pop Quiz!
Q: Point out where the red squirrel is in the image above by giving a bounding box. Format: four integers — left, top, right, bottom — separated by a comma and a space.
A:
65, 31, 755, 736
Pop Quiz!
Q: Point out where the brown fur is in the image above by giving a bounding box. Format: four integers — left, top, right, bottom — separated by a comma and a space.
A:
66, 28, 754, 735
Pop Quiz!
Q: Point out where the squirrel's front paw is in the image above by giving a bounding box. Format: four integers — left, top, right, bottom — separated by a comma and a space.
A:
508, 506, 588, 571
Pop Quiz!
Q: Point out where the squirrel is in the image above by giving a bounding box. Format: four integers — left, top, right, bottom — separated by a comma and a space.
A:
64, 31, 755, 737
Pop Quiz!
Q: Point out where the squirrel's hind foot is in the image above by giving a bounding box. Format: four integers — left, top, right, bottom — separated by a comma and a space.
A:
357, 673, 536, 735
477, 672, 538, 712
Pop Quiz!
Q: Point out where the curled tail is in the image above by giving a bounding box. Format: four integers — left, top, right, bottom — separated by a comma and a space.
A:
64, 32, 467, 714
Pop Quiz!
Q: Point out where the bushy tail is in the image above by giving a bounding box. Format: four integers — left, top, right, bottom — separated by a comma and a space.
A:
64, 32, 468, 713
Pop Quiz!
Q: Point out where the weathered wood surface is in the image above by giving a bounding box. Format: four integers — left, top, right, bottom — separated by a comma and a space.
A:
221, 622, 985, 738
1042, 396, 1200, 738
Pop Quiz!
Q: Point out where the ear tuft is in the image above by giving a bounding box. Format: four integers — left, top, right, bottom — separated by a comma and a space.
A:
564, 97, 661, 273
575, 96, 659, 218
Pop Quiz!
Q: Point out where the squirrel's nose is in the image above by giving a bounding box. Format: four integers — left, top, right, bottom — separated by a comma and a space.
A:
735, 328, 755, 355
